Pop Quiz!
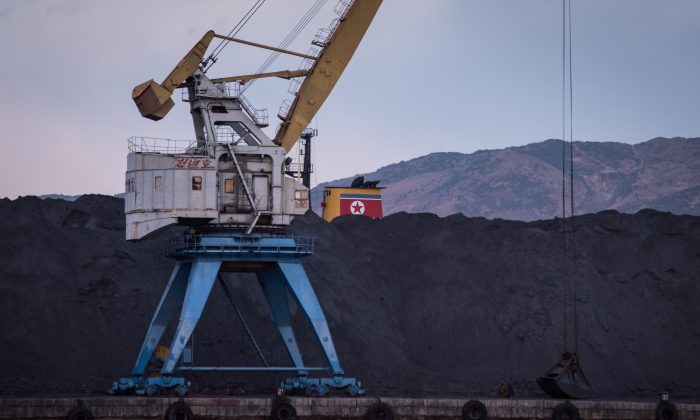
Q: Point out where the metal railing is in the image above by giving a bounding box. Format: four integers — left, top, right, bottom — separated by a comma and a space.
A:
127, 137, 199, 154
180, 82, 240, 102
287, 78, 303, 96
302, 128, 318, 138
276, 0, 353, 120
334, 0, 354, 17
165, 234, 314, 258
328, 17, 341, 34
287, 47, 320, 96
277, 99, 293, 120
312, 27, 333, 48
284, 162, 314, 173
180, 83, 242, 101
237, 93, 269, 127
181, 82, 269, 127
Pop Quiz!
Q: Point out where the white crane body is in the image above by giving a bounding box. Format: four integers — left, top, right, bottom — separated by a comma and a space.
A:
125, 71, 308, 240
123, 1, 381, 241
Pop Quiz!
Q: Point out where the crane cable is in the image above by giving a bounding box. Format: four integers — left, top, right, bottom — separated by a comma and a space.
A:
561, 0, 568, 353
568, 0, 579, 354
202, 0, 268, 72
561, 0, 579, 353
240, 0, 328, 94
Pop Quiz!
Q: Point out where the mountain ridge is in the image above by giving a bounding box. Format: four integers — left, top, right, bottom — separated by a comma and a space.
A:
311, 137, 700, 220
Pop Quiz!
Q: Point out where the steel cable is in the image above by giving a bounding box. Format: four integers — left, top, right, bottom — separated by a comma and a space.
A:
561, 0, 568, 353
561, 0, 579, 353
203, 0, 267, 72
240, 0, 327, 94
568, 0, 579, 354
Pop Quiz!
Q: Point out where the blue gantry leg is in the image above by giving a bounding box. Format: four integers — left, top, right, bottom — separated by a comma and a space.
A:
258, 269, 307, 375
273, 260, 364, 395
278, 261, 344, 376
131, 262, 192, 376
162, 260, 222, 373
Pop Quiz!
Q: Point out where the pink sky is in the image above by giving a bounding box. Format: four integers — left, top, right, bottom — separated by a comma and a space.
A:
1, 0, 699, 199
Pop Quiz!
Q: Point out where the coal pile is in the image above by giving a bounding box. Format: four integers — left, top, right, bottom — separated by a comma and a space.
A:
0, 195, 699, 399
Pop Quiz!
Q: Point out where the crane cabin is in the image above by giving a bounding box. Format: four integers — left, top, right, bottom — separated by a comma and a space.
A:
125, 70, 310, 240
123, 0, 381, 240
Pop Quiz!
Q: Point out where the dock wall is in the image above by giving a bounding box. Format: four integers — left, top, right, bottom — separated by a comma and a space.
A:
1, 396, 699, 419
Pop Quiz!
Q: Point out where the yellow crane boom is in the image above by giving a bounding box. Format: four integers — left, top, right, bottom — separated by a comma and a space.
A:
273, 0, 383, 152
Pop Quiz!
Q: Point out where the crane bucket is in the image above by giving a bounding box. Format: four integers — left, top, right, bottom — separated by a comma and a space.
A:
131, 30, 216, 121
132, 80, 175, 121
537, 352, 592, 399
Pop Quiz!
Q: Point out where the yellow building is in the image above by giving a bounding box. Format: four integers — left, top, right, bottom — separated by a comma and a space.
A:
321, 186, 383, 222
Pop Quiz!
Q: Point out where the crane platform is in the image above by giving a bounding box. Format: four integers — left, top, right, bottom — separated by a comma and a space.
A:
1, 395, 698, 419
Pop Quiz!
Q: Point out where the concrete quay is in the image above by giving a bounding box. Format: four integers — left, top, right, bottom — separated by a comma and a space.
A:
1, 396, 698, 419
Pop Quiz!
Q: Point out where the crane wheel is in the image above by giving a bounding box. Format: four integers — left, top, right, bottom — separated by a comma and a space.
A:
462, 400, 487, 420
552, 401, 580, 420
317, 384, 329, 397
365, 401, 394, 420
144, 384, 159, 397
66, 406, 93, 420
346, 384, 359, 397
174, 384, 189, 397
656, 401, 678, 420
164, 401, 193, 420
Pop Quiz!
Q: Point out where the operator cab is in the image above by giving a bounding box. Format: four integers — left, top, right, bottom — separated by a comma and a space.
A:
124, 71, 309, 240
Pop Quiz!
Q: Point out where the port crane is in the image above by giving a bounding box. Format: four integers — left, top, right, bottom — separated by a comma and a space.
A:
111, 0, 382, 397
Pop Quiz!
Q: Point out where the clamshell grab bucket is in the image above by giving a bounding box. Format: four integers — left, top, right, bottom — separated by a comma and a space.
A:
132, 80, 175, 121
131, 30, 216, 121
537, 352, 592, 399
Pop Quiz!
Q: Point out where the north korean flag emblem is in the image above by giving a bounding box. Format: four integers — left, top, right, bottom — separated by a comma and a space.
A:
339, 193, 383, 218
350, 200, 365, 215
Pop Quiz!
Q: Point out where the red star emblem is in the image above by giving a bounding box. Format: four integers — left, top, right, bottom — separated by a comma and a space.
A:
350, 200, 365, 215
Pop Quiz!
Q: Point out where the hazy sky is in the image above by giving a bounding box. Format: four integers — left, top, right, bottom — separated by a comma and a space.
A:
1, 0, 698, 199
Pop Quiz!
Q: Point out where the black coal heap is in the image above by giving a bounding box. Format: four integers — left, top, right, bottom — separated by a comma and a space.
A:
0, 195, 698, 398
